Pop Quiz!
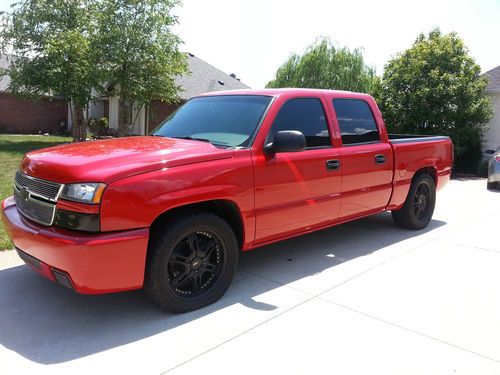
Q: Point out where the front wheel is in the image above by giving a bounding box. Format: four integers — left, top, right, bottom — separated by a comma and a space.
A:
392, 174, 436, 230
144, 211, 239, 312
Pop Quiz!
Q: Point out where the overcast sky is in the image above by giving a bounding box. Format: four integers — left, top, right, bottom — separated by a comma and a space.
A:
1, 0, 499, 88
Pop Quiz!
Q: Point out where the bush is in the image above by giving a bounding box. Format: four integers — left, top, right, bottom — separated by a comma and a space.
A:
374, 29, 493, 174
88, 117, 109, 138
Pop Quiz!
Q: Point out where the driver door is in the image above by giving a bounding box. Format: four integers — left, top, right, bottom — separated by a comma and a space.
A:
253, 97, 342, 244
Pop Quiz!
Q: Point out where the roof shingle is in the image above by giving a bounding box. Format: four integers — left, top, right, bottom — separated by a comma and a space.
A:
174, 53, 250, 99
483, 65, 500, 91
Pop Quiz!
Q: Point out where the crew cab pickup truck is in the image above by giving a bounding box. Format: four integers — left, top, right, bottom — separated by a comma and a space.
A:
1, 89, 453, 312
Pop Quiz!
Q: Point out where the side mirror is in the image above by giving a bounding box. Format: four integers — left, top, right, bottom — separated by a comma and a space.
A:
264, 130, 306, 154
485, 149, 495, 155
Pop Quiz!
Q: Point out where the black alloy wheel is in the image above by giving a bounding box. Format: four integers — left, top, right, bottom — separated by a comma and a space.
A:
413, 183, 431, 221
392, 173, 436, 230
167, 231, 224, 297
145, 211, 238, 313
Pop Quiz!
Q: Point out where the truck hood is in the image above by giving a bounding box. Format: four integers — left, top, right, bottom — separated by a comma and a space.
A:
20, 136, 234, 184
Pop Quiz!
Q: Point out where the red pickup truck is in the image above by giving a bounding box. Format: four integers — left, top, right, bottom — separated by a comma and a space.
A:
1, 89, 453, 312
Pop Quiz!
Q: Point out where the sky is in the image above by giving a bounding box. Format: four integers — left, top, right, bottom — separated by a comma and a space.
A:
1, 0, 500, 88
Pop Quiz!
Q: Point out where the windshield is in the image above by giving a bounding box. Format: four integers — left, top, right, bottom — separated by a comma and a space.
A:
152, 95, 273, 148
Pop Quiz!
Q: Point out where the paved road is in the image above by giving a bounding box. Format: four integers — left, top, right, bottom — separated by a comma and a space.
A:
1, 179, 499, 374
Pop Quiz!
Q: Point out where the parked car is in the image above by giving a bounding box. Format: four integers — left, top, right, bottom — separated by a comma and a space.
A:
486, 148, 500, 189
1, 89, 454, 312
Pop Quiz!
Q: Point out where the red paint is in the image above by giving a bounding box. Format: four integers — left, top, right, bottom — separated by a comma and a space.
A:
20, 136, 233, 184
57, 199, 100, 214
2, 89, 453, 294
2, 199, 149, 293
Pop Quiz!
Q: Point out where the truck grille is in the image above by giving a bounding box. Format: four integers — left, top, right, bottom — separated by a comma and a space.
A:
15, 170, 62, 201
13, 170, 62, 226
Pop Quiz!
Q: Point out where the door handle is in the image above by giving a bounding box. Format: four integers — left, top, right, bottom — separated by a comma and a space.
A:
326, 159, 340, 171
374, 154, 386, 164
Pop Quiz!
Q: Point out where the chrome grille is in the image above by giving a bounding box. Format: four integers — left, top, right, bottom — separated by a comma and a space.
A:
14, 186, 56, 226
15, 170, 62, 201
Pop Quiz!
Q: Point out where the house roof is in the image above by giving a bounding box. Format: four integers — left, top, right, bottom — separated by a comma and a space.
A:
175, 53, 250, 100
483, 65, 500, 91
0, 53, 250, 98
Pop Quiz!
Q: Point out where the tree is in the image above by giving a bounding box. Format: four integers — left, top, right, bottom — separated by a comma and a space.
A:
266, 38, 376, 93
0, 0, 101, 142
97, 0, 187, 136
374, 29, 493, 172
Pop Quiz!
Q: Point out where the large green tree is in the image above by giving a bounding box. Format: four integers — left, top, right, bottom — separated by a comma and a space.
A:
0, 0, 187, 140
266, 38, 376, 93
97, 0, 187, 136
374, 29, 493, 172
0, 0, 101, 142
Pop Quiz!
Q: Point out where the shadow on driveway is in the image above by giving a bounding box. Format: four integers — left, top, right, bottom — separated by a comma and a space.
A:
0, 212, 445, 364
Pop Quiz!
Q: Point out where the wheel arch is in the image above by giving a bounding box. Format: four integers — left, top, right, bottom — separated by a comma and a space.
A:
149, 199, 245, 250
388, 165, 438, 211
412, 166, 437, 185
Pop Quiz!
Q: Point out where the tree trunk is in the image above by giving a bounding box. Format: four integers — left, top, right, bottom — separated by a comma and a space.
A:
118, 99, 131, 137
71, 102, 87, 142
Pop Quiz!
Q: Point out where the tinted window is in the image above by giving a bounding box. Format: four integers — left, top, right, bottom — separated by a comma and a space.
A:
153, 95, 272, 148
332, 99, 380, 145
270, 98, 331, 148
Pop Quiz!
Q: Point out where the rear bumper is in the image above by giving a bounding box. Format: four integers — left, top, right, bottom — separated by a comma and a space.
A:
488, 162, 500, 183
1, 196, 149, 294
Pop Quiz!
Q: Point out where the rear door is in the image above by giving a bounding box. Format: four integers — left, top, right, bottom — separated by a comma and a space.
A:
331, 98, 394, 219
253, 97, 342, 244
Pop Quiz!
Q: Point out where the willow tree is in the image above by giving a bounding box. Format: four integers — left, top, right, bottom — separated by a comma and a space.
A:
0, 0, 101, 142
266, 38, 376, 93
97, 0, 187, 136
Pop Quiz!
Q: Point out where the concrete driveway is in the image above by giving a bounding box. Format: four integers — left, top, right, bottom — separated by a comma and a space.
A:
0, 179, 499, 374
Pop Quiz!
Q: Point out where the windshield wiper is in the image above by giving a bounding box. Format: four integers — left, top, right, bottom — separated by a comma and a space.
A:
170, 136, 211, 143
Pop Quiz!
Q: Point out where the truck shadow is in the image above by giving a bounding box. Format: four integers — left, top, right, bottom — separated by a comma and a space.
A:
0, 212, 445, 364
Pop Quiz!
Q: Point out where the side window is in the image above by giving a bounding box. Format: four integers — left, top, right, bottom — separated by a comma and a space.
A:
332, 99, 380, 145
270, 98, 331, 148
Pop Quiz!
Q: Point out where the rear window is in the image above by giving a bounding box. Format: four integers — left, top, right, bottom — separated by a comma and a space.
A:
332, 99, 380, 145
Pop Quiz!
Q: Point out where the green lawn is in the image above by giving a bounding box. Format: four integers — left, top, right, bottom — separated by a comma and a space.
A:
0, 134, 72, 250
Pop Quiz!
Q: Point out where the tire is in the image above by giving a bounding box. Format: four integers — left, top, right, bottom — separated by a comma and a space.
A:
144, 211, 239, 313
391, 173, 436, 230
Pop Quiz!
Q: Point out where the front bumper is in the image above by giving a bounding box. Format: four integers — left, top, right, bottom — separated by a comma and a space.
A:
1, 196, 149, 294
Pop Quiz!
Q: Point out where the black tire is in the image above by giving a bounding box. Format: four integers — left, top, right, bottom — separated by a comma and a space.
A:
144, 211, 238, 313
391, 174, 436, 230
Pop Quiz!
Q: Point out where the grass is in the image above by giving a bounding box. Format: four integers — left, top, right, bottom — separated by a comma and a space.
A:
0, 134, 72, 250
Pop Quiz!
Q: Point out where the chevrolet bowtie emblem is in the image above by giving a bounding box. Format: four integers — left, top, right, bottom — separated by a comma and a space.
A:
19, 186, 29, 201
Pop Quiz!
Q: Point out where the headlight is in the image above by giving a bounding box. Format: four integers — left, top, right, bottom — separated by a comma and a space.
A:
60, 183, 106, 204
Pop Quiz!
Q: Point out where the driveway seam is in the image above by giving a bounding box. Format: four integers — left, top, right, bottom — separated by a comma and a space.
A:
161, 293, 320, 374
320, 298, 500, 364
163, 239, 435, 374
240, 236, 432, 297
433, 239, 500, 254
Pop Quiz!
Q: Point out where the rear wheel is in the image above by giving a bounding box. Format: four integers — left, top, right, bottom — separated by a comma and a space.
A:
392, 174, 436, 230
145, 211, 238, 312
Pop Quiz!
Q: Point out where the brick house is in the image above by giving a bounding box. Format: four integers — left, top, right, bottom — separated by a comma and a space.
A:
0, 53, 250, 135
0, 54, 68, 134
483, 65, 500, 153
